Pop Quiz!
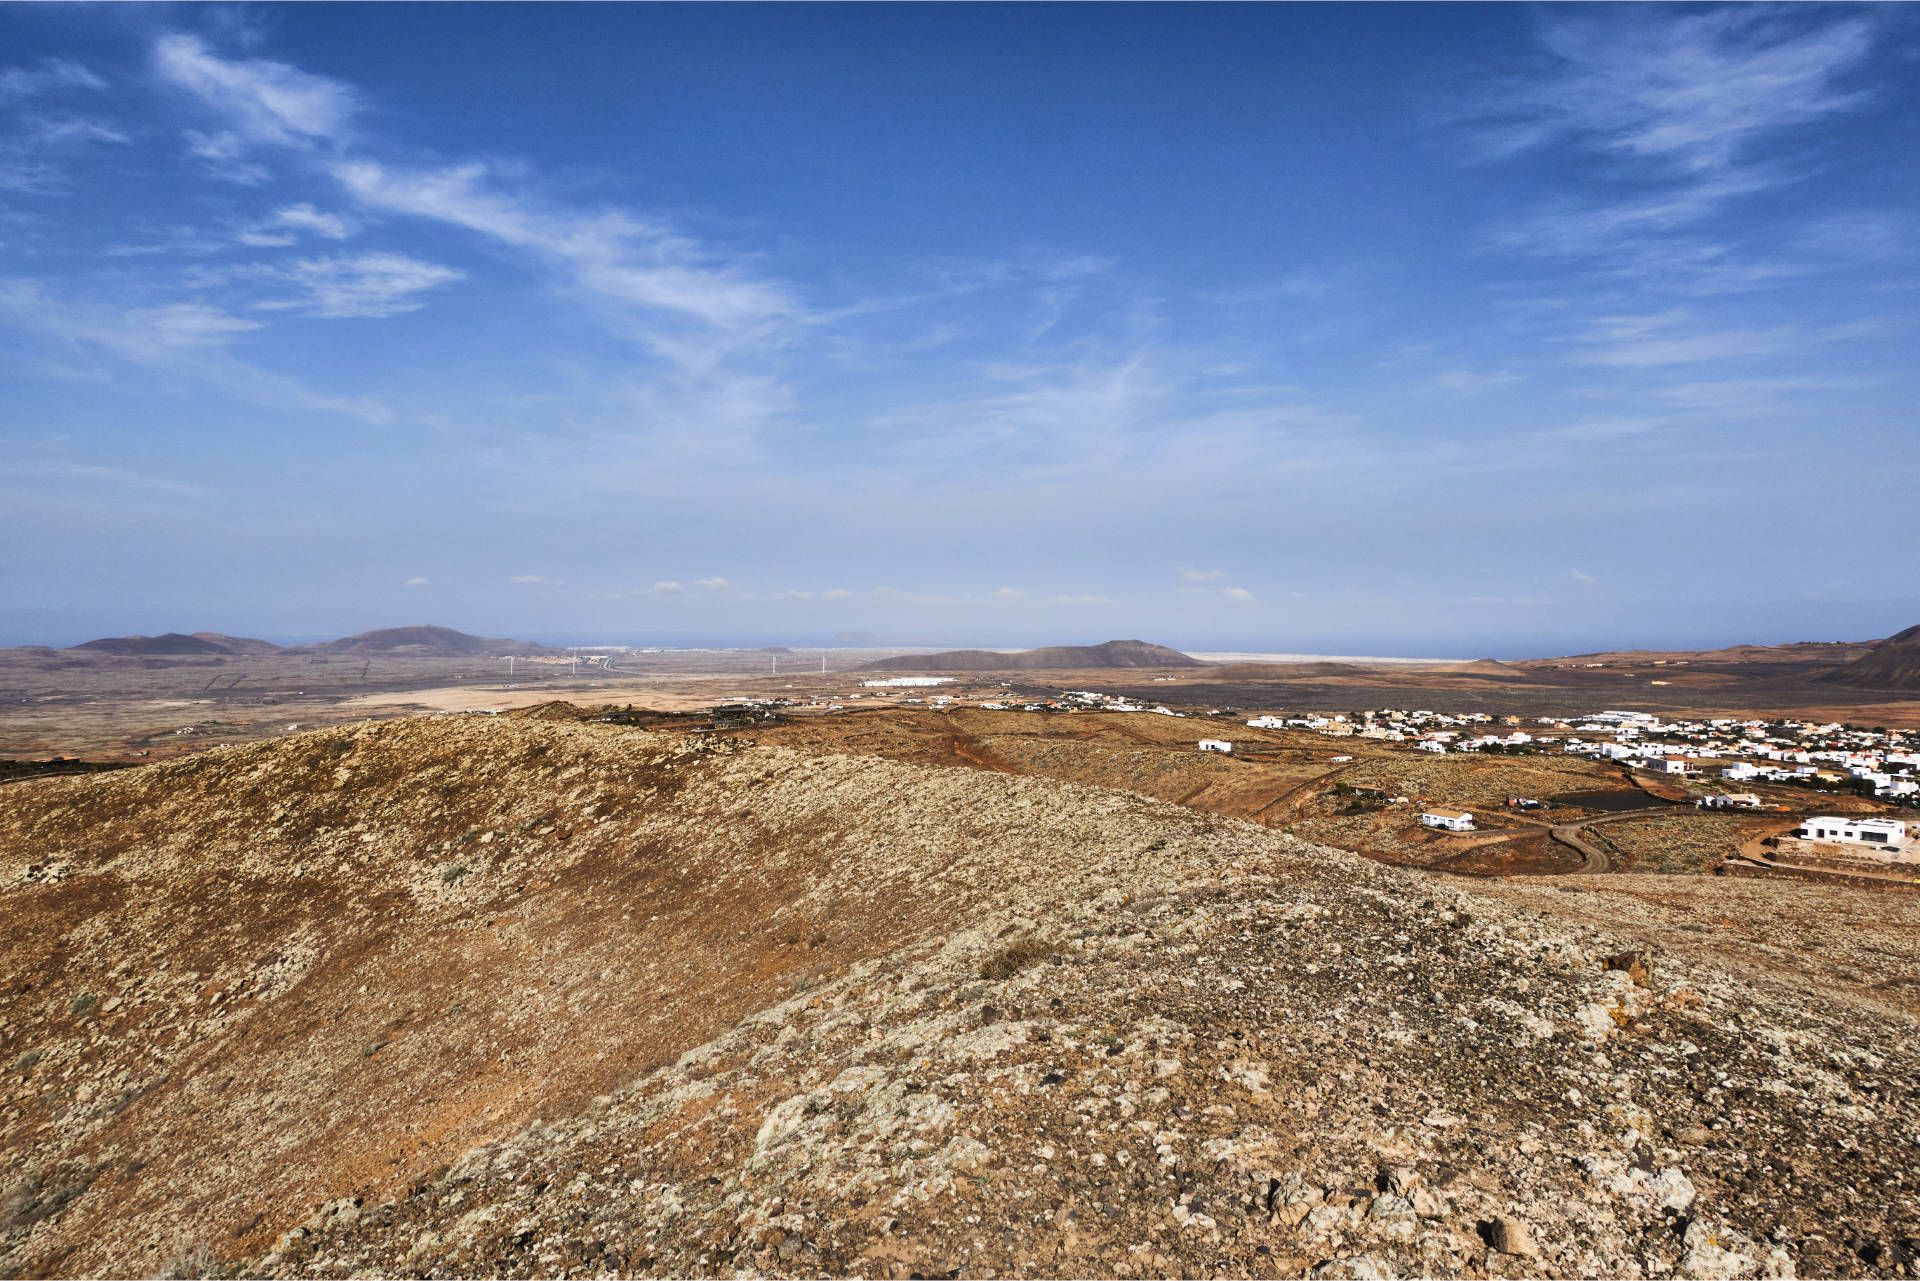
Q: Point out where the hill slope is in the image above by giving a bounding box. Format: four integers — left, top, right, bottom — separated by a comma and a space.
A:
306, 624, 555, 657
190, 631, 284, 656
864, 639, 1200, 672
68, 632, 237, 657
2, 718, 1915, 1279
1816, 623, 1920, 690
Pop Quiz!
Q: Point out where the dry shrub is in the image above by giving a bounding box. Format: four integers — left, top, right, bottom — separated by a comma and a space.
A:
980, 937, 1057, 981
161, 1241, 220, 1279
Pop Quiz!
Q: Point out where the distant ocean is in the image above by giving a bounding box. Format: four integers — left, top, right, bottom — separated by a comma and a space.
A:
1185, 652, 1474, 665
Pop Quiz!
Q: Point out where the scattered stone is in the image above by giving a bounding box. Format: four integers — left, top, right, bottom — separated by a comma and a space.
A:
1606, 949, 1654, 988
1485, 1214, 1541, 1258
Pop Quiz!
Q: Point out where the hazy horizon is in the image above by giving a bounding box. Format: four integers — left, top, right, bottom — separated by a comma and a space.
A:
5, 6, 1917, 653
4, 617, 1900, 664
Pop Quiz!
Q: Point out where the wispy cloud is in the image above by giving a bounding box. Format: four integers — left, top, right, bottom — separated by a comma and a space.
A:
1649, 376, 1852, 416
1050, 594, 1110, 606
6, 460, 208, 496
1222, 587, 1255, 603
1572, 312, 1794, 368
1177, 567, 1223, 582
260, 252, 464, 319
695, 576, 730, 592
181, 128, 270, 185
651, 580, 683, 596
1468, 9, 1876, 178
240, 202, 354, 246
992, 587, 1027, 602
154, 34, 356, 147
1531, 416, 1664, 443
509, 574, 549, 585
0, 58, 125, 193
0, 58, 107, 100
332, 160, 799, 341
22, 117, 128, 149
405, 576, 429, 587
1429, 368, 1520, 395
1465, 7, 1886, 289
0, 277, 390, 422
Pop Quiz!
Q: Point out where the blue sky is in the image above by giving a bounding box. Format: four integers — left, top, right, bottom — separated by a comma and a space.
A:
3, 4, 1916, 654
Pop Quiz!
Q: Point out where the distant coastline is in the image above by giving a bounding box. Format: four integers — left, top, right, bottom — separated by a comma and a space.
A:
1185, 652, 1476, 666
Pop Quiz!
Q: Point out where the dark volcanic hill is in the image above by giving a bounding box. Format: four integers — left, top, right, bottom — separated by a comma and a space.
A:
863, 638, 1199, 671
191, 631, 283, 656
70, 632, 238, 657
1815, 622, 1920, 690
305, 624, 556, 658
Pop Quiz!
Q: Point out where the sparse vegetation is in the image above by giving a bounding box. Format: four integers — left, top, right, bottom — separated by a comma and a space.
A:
159, 1241, 220, 1279
979, 936, 1058, 980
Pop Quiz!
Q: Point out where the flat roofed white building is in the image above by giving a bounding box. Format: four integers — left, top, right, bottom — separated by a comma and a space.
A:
1419, 808, 1475, 832
1197, 739, 1233, 753
1794, 816, 1909, 846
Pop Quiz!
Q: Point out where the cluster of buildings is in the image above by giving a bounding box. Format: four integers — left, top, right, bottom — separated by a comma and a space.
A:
1245, 709, 1538, 756
1556, 713, 1919, 803
1238, 705, 1918, 808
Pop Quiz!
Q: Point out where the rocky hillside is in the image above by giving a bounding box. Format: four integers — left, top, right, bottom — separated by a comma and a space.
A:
1817, 624, 1920, 691
3, 717, 1917, 1279
864, 640, 1200, 672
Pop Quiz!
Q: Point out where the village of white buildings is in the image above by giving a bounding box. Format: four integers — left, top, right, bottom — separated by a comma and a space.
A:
711, 681, 1919, 866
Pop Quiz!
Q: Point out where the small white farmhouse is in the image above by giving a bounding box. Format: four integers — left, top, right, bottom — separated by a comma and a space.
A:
1197, 739, 1233, 753
1419, 808, 1475, 832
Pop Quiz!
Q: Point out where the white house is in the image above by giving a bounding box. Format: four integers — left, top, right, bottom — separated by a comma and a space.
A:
1721, 762, 1761, 781
1793, 816, 1909, 846
1245, 716, 1287, 729
1419, 808, 1475, 832
1197, 740, 1233, 753
1699, 793, 1762, 809
1653, 757, 1692, 775
1415, 740, 1448, 754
